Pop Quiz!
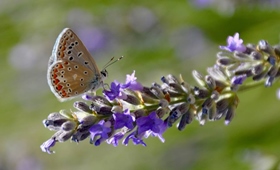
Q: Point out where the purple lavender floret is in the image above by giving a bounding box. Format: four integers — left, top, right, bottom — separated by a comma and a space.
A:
123, 131, 147, 146
107, 131, 125, 147
104, 71, 143, 101
121, 70, 143, 90
40, 138, 56, 154
136, 112, 164, 134
113, 109, 135, 130
220, 33, 246, 52
89, 120, 111, 146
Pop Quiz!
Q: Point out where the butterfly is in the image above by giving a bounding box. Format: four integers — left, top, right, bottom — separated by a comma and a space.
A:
47, 28, 109, 102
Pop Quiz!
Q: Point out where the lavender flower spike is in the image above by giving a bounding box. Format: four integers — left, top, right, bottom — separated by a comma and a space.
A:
42, 32, 280, 153
220, 33, 246, 52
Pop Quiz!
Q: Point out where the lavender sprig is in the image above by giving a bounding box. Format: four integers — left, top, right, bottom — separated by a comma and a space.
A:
41, 33, 280, 154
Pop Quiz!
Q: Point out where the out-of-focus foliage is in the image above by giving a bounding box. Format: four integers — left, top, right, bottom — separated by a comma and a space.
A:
1, 0, 280, 169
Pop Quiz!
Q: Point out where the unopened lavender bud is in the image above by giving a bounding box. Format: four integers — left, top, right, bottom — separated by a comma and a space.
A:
161, 76, 169, 84
167, 103, 189, 127
227, 63, 240, 71
207, 66, 227, 83
42, 119, 62, 131
258, 40, 273, 54
178, 113, 187, 131
133, 109, 145, 118
205, 75, 216, 90
80, 115, 96, 126
192, 70, 206, 87
90, 96, 112, 106
265, 76, 274, 87
208, 104, 217, 121
253, 71, 266, 81
177, 107, 194, 131
250, 51, 263, 60
123, 94, 141, 105
252, 64, 264, 75
61, 121, 76, 131
225, 106, 235, 125
150, 85, 165, 99
53, 130, 74, 142
159, 99, 169, 108
91, 104, 112, 116
72, 131, 91, 142
156, 107, 169, 118
166, 74, 180, 84
202, 98, 214, 109
274, 46, 280, 57
111, 106, 123, 113
186, 108, 194, 124
267, 66, 278, 77
211, 91, 219, 100
233, 51, 249, 60
47, 112, 67, 121
234, 70, 252, 77
194, 86, 209, 99
216, 98, 229, 113
217, 57, 235, 66
168, 83, 185, 94
141, 86, 158, 99
43, 112, 69, 130
199, 111, 208, 126
73, 101, 92, 113
217, 51, 231, 58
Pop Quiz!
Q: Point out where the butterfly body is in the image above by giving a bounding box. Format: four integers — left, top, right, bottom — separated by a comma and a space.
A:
47, 28, 106, 101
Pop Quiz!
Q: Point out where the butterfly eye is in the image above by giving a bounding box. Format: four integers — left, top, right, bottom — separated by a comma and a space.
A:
101, 70, 108, 78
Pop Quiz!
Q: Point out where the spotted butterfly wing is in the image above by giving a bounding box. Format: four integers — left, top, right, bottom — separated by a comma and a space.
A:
47, 28, 103, 101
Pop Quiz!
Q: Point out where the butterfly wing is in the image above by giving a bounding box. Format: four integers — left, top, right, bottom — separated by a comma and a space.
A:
48, 28, 104, 101
47, 60, 102, 101
51, 28, 101, 74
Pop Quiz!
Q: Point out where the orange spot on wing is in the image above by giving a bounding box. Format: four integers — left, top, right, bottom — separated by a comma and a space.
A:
56, 84, 63, 91
61, 90, 68, 97
53, 79, 59, 85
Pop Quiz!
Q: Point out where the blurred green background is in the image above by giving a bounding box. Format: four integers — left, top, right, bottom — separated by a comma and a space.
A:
1, 0, 280, 169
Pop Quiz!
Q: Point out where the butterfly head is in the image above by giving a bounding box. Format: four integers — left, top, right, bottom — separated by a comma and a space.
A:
101, 69, 108, 79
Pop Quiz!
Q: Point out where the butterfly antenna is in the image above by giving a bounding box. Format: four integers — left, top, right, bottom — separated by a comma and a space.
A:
103, 56, 124, 70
